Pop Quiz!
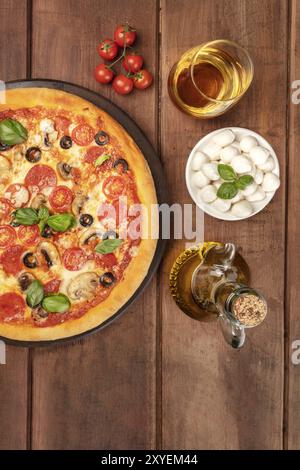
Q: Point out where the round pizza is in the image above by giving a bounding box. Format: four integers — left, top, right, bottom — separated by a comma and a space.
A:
0, 87, 157, 342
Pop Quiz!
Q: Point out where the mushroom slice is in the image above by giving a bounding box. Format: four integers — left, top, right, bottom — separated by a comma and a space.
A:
0, 155, 11, 172
37, 241, 60, 267
67, 272, 99, 301
31, 193, 47, 210
72, 192, 88, 217
57, 162, 73, 180
32, 306, 49, 322
79, 227, 102, 246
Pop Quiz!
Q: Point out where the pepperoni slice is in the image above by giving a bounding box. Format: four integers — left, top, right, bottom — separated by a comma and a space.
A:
25, 164, 57, 193
0, 225, 16, 248
44, 278, 61, 293
49, 186, 74, 212
63, 247, 87, 271
95, 253, 117, 269
0, 245, 24, 275
102, 176, 126, 200
84, 146, 105, 164
0, 293, 25, 323
71, 124, 94, 146
5, 184, 30, 208
0, 198, 13, 221
54, 116, 71, 134
18, 225, 40, 246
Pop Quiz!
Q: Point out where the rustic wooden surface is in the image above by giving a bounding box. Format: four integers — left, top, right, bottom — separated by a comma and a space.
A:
0, 0, 297, 450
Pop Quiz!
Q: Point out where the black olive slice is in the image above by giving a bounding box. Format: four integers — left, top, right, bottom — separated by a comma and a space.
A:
23, 252, 38, 269
0, 142, 12, 151
99, 272, 116, 287
102, 230, 118, 240
60, 135, 73, 149
25, 147, 42, 163
95, 131, 109, 146
79, 213, 94, 227
18, 272, 35, 291
41, 225, 53, 238
113, 158, 129, 173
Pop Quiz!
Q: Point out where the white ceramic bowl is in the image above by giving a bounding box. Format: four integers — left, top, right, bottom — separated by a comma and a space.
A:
185, 127, 280, 221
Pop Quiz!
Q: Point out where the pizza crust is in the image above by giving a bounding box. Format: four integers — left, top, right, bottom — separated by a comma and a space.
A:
0, 88, 158, 342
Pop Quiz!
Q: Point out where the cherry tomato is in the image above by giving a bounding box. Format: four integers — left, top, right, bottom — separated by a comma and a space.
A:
71, 124, 94, 146
44, 278, 61, 294
102, 176, 126, 200
84, 146, 105, 164
54, 116, 71, 134
18, 225, 40, 246
97, 39, 118, 61
112, 74, 134, 95
0, 245, 24, 275
49, 186, 74, 212
95, 252, 117, 269
114, 24, 136, 47
5, 184, 30, 208
133, 69, 153, 90
0, 225, 16, 248
63, 247, 87, 271
122, 53, 143, 73
0, 198, 13, 221
25, 165, 57, 192
0, 292, 25, 323
94, 64, 114, 84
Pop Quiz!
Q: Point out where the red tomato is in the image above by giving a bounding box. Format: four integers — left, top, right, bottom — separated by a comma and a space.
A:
18, 225, 40, 246
0, 198, 13, 221
112, 75, 133, 95
25, 165, 57, 192
54, 116, 71, 134
63, 247, 87, 271
0, 292, 25, 323
84, 146, 105, 164
71, 124, 94, 146
0, 225, 16, 248
94, 64, 114, 84
0, 245, 24, 275
133, 69, 153, 90
114, 24, 136, 47
97, 39, 118, 60
122, 54, 143, 73
49, 186, 74, 212
44, 279, 61, 294
5, 184, 30, 208
102, 176, 126, 200
95, 252, 117, 269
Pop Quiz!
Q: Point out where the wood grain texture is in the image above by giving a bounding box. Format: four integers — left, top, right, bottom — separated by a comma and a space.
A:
0, 0, 29, 450
160, 0, 287, 449
286, 0, 300, 450
30, 0, 159, 449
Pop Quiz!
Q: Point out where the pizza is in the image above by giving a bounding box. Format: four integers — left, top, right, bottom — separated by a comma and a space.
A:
0, 87, 157, 342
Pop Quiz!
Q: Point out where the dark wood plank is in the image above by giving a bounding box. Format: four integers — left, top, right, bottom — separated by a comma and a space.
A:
286, 0, 300, 450
160, 0, 286, 449
31, 0, 158, 449
0, 0, 29, 450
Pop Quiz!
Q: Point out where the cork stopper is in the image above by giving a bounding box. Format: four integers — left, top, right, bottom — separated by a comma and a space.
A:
232, 293, 267, 327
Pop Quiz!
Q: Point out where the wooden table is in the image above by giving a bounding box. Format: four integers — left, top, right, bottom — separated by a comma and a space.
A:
0, 0, 299, 450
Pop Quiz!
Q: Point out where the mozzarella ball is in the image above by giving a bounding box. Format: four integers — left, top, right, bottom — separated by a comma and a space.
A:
249, 146, 269, 165
199, 185, 217, 203
231, 141, 241, 152
258, 156, 275, 172
231, 155, 252, 174
211, 198, 231, 213
241, 182, 258, 197
220, 145, 239, 163
192, 171, 210, 188
202, 162, 219, 181
247, 188, 266, 202
262, 172, 280, 192
191, 151, 208, 171
232, 200, 253, 218
213, 179, 222, 190
231, 192, 243, 203
203, 141, 222, 160
240, 135, 258, 153
212, 129, 235, 147
254, 168, 264, 185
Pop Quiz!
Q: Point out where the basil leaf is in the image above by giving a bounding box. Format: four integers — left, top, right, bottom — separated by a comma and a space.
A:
26, 280, 44, 308
47, 213, 76, 232
38, 205, 49, 220
42, 293, 70, 313
217, 182, 238, 200
13, 207, 39, 225
218, 164, 237, 181
95, 154, 111, 166
236, 175, 254, 190
0, 118, 28, 145
95, 238, 122, 254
